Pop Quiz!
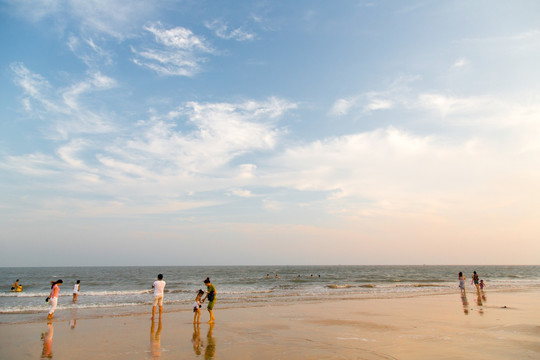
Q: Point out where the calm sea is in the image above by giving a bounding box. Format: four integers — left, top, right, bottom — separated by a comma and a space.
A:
1, 265, 539, 324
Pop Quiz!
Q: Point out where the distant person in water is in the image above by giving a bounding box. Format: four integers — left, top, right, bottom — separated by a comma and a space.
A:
266, 274, 270, 279
472, 271, 480, 292
479, 279, 485, 290
458, 272, 466, 294
47, 279, 63, 319
72, 280, 80, 303
11, 279, 21, 291
202, 277, 216, 323
151, 274, 166, 320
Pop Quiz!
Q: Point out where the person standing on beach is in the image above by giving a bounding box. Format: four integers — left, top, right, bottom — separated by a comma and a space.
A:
47, 279, 63, 319
472, 271, 480, 293
458, 272, 466, 294
151, 274, 166, 320
202, 277, 216, 323
193, 289, 204, 324
72, 280, 80, 303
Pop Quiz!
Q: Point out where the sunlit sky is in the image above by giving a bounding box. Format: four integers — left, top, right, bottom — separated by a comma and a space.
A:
1, 1, 539, 266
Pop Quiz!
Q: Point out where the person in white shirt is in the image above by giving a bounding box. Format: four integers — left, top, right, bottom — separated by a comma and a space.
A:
72, 280, 81, 303
152, 274, 166, 320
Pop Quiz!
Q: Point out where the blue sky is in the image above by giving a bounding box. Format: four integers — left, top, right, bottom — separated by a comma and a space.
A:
1, 1, 539, 266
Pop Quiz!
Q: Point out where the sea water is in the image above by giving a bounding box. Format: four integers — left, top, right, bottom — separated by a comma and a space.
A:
1, 265, 539, 323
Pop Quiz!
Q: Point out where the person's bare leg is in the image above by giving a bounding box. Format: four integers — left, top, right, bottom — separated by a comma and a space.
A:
152, 305, 156, 320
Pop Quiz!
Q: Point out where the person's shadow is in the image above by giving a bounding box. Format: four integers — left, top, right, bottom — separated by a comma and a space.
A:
41, 320, 54, 358
150, 317, 162, 359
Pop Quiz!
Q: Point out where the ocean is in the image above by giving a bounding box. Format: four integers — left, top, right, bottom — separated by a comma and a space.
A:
1, 265, 539, 324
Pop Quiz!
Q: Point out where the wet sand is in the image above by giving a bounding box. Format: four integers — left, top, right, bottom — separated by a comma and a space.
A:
1, 289, 539, 359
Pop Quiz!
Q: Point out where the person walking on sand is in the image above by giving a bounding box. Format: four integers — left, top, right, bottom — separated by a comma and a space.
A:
201, 277, 216, 323
72, 280, 80, 303
151, 274, 166, 320
458, 272, 466, 294
472, 271, 480, 292
47, 279, 63, 319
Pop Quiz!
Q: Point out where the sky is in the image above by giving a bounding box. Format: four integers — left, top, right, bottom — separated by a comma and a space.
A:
1, 0, 539, 266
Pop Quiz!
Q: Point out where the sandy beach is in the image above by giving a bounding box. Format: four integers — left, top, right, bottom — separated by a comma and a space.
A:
1, 289, 539, 359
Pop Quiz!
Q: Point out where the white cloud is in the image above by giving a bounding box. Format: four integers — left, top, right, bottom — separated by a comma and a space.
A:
451, 57, 467, 69
11, 63, 118, 138
132, 22, 214, 77
205, 19, 256, 41
230, 189, 253, 197
8, 0, 157, 39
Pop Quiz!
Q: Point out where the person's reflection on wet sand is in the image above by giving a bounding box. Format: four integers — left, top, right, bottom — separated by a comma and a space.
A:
150, 317, 162, 359
69, 308, 78, 330
192, 323, 202, 355
41, 320, 54, 358
205, 322, 216, 359
476, 293, 484, 315
460, 292, 469, 315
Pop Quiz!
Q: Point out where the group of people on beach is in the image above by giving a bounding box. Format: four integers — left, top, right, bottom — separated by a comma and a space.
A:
39, 274, 217, 323
458, 270, 485, 294
45, 279, 81, 319
152, 274, 216, 323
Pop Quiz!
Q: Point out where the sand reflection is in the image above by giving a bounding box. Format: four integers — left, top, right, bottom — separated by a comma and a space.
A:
205, 322, 216, 359
460, 292, 469, 315
41, 321, 54, 359
192, 323, 202, 355
150, 317, 162, 359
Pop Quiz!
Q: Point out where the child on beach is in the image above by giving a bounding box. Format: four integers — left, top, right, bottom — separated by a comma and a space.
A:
72, 280, 80, 303
479, 279, 485, 290
47, 279, 63, 319
193, 289, 204, 323
458, 272, 466, 294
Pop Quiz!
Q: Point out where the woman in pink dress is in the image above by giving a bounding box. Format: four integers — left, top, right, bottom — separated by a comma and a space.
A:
47, 279, 63, 319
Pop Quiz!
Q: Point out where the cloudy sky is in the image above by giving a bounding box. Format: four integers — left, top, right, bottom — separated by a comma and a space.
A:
1, 1, 539, 266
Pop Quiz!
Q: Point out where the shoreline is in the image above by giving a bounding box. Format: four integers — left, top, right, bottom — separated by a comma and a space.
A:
1, 289, 539, 359
2, 285, 539, 325
3, 285, 539, 325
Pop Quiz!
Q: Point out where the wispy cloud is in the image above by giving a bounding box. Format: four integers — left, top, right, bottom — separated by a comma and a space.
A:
205, 19, 256, 42
8, 0, 157, 39
11, 63, 118, 138
132, 22, 214, 76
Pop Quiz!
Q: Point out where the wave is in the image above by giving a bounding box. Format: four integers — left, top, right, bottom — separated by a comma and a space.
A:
0, 290, 152, 298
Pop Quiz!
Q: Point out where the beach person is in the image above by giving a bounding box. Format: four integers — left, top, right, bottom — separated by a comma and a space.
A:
72, 280, 80, 303
472, 271, 480, 292
11, 279, 20, 291
202, 277, 216, 323
266, 274, 270, 279
151, 274, 166, 320
193, 289, 204, 323
47, 279, 63, 319
479, 279, 485, 290
458, 272, 466, 294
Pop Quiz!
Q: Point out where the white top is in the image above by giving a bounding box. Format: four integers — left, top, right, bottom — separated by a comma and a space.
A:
73, 284, 80, 294
193, 301, 200, 309
153, 280, 166, 296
